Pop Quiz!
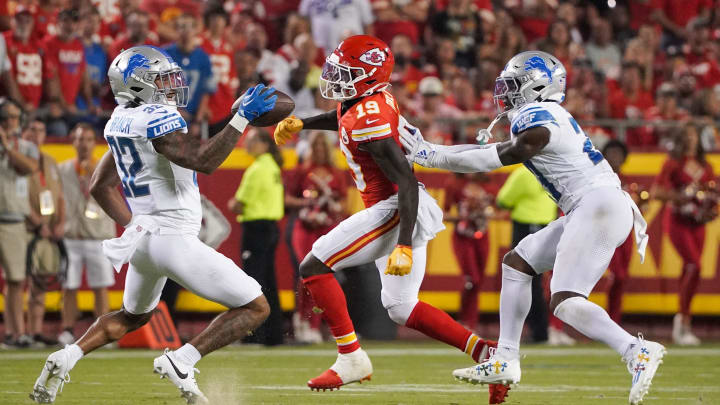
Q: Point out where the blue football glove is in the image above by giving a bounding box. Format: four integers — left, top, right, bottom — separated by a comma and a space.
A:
235, 84, 278, 121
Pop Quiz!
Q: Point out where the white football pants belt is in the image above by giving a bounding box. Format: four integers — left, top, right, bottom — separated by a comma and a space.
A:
102, 216, 158, 272
623, 190, 649, 263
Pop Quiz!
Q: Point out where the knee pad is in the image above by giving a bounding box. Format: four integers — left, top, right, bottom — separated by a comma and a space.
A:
381, 292, 418, 325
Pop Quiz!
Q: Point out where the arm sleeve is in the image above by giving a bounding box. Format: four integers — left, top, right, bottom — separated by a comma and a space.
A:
145, 110, 188, 139
496, 169, 526, 209
430, 143, 503, 173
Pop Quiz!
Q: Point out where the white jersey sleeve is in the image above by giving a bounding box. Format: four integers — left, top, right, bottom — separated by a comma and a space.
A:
508, 102, 620, 213
104, 104, 201, 234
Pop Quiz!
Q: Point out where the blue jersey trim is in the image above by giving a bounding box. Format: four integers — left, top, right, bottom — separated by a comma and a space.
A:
146, 117, 187, 139
512, 109, 557, 134
148, 113, 180, 125
523, 160, 562, 202
583, 138, 604, 164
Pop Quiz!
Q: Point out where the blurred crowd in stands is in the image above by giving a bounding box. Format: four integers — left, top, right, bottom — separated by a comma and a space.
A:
0, 0, 717, 150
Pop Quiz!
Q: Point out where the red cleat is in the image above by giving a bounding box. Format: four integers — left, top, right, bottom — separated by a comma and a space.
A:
489, 384, 511, 404
307, 349, 373, 391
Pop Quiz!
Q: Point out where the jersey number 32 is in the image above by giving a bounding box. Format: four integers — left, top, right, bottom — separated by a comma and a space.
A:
106, 136, 150, 197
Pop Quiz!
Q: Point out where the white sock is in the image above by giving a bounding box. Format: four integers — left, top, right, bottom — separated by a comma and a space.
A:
174, 343, 202, 367
497, 264, 534, 359
554, 296, 635, 356
65, 344, 84, 370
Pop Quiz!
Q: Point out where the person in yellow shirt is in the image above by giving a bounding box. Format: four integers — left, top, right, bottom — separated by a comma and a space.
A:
228, 129, 284, 345
497, 166, 574, 346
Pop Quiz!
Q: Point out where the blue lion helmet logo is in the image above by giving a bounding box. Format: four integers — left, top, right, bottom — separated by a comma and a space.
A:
123, 53, 151, 84
524, 56, 557, 84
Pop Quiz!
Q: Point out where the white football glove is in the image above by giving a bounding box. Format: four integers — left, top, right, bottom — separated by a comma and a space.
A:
398, 116, 437, 168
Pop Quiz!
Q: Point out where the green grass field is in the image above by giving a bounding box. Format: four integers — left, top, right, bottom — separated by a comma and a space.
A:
1, 342, 718, 405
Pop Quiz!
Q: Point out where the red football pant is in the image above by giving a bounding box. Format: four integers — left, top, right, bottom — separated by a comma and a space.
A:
667, 214, 705, 316
607, 235, 632, 323
452, 232, 489, 330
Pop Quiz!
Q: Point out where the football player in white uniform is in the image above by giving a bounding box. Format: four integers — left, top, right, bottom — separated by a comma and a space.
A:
30, 46, 277, 404
400, 51, 665, 405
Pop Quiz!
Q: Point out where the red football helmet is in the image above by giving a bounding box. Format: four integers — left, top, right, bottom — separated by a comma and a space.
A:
319, 35, 394, 101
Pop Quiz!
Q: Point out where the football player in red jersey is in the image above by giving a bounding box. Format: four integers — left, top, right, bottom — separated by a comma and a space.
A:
274, 35, 498, 392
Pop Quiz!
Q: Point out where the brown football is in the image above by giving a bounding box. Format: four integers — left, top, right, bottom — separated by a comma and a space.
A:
232, 87, 295, 127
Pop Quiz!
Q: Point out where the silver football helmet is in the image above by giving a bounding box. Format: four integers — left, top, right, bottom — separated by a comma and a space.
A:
494, 51, 566, 112
108, 45, 189, 107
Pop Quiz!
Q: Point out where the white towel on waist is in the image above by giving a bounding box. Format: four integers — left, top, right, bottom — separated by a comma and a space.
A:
102, 217, 158, 272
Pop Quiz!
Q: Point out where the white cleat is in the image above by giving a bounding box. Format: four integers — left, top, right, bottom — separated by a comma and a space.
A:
307, 349, 373, 391
453, 349, 521, 386
30, 349, 73, 403
626, 334, 666, 405
153, 349, 208, 404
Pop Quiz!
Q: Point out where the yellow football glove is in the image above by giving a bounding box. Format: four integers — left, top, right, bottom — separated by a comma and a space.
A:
385, 245, 413, 276
273, 115, 303, 145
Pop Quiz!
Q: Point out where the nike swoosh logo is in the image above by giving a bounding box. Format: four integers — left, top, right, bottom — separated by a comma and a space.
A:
165, 355, 188, 379
242, 97, 251, 107
366, 118, 379, 124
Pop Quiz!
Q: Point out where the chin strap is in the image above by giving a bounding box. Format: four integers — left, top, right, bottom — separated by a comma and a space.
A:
476, 111, 509, 144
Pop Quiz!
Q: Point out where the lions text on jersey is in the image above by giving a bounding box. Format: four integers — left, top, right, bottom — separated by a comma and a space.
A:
104, 103, 202, 234
508, 101, 620, 213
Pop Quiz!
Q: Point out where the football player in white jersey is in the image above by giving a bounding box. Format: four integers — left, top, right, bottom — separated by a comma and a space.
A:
30, 46, 278, 404
400, 51, 665, 405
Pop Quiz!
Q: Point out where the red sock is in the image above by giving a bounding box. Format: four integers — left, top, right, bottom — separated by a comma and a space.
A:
405, 301, 495, 362
302, 273, 360, 354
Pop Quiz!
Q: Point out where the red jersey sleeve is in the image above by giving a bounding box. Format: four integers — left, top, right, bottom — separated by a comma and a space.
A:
348, 91, 400, 144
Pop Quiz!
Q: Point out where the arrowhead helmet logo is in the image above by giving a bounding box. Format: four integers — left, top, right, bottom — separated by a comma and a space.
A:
359, 48, 386, 66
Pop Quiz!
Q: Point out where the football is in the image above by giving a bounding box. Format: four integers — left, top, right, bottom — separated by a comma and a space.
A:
232, 87, 295, 127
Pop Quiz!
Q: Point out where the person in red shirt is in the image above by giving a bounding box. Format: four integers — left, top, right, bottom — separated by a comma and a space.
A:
4, 9, 45, 112
641, 83, 690, 147
201, 8, 239, 134
43, 9, 93, 118
653, 123, 717, 345
681, 18, 720, 89
444, 172, 494, 331
99, 0, 158, 50
371, 0, 429, 45
29, 0, 59, 41
607, 62, 655, 145
651, 0, 711, 48
286, 132, 348, 343
388, 34, 432, 96
108, 10, 157, 60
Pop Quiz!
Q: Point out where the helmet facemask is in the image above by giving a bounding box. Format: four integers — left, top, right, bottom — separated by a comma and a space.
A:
493, 76, 526, 112
150, 68, 189, 107
319, 55, 381, 101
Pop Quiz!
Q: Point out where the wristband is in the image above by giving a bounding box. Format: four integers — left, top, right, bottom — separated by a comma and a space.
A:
229, 114, 249, 133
